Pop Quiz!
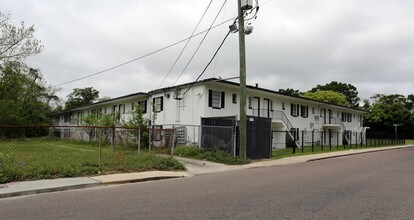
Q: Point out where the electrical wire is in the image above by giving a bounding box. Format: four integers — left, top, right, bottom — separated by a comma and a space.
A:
52, 16, 236, 88
158, 0, 213, 88
52, 0, 274, 88
182, 30, 231, 97
171, 0, 228, 86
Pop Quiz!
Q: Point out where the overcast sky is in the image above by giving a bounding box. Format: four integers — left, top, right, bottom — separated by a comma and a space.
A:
2, 0, 414, 103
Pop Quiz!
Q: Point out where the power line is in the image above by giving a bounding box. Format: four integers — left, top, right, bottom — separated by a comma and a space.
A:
52, 16, 236, 88
171, 0, 228, 86
158, 0, 213, 88
183, 30, 231, 96
52, 0, 274, 88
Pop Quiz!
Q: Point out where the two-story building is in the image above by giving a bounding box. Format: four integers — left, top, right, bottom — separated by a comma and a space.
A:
50, 78, 367, 149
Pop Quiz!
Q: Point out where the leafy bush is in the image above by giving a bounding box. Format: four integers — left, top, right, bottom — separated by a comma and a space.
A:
174, 146, 249, 165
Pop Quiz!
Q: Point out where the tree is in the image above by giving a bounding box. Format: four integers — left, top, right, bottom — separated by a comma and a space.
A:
278, 88, 301, 96
301, 90, 350, 106
309, 81, 360, 106
0, 61, 50, 126
363, 94, 414, 137
0, 12, 43, 64
65, 87, 99, 109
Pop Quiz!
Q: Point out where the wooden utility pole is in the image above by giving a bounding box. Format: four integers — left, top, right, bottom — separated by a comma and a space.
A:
237, 0, 247, 160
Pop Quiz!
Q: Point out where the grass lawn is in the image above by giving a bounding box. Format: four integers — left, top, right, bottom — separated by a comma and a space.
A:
173, 146, 250, 165
272, 140, 408, 159
0, 138, 185, 184
406, 139, 414, 145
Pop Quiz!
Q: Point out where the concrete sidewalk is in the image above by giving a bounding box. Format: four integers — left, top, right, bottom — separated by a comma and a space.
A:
1, 145, 412, 199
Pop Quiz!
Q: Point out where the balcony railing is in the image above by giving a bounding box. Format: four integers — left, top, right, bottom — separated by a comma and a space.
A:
249, 109, 293, 131
322, 117, 342, 125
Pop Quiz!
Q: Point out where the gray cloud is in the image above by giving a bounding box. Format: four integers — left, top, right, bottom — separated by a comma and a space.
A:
2, 0, 413, 102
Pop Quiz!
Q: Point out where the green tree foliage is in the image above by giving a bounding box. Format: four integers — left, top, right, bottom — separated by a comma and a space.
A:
0, 12, 43, 64
309, 81, 360, 106
278, 88, 301, 96
122, 105, 150, 148
363, 94, 414, 138
0, 62, 50, 126
65, 87, 99, 110
80, 112, 120, 127
301, 90, 350, 106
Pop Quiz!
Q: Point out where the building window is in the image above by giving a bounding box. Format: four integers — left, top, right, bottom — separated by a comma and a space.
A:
270, 101, 273, 111
282, 102, 285, 110
138, 100, 147, 113
131, 102, 135, 111
347, 113, 352, 122
248, 97, 252, 109
337, 111, 340, 117
113, 105, 117, 113
104, 107, 107, 114
300, 105, 308, 118
208, 90, 225, 109
232, 94, 237, 104
153, 97, 163, 112
291, 103, 299, 117
343, 112, 352, 122
312, 107, 315, 114
119, 104, 125, 114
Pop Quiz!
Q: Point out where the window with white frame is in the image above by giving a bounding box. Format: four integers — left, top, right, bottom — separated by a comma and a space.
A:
119, 104, 125, 114
291, 103, 299, 117
208, 90, 224, 109
153, 97, 163, 112
248, 97, 252, 109
232, 93, 237, 104
138, 100, 147, 113
212, 91, 221, 108
300, 105, 308, 118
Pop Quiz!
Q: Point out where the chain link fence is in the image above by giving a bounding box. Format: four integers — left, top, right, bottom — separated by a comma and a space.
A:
0, 125, 188, 184
0, 124, 236, 183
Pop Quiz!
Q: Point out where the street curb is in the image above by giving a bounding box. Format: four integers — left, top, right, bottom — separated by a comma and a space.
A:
90, 171, 189, 185
94, 175, 187, 185
0, 180, 100, 199
306, 145, 414, 162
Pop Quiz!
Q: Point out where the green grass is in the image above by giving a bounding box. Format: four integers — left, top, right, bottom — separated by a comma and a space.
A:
173, 146, 250, 165
0, 138, 185, 184
406, 139, 414, 145
272, 139, 407, 159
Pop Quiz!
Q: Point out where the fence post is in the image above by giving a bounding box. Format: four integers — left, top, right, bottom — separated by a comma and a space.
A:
99, 128, 102, 171
356, 132, 358, 148
343, 131, 346, 150
311, 130, 314, 152
301, 130, 304, 153
170, 128, 176, 159
111, 127, 116, 151
336, 131, 339, 150
321, 131, 324, 151
329, 129, 332, 151
291, 131, 296, 154
148, 127, 152, 153
138, 128, 141, 158
349, 132, 352, 149
233, 126, 237, 158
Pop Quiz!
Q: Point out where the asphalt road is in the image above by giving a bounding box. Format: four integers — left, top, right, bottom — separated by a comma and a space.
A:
1, 147, 414, 220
